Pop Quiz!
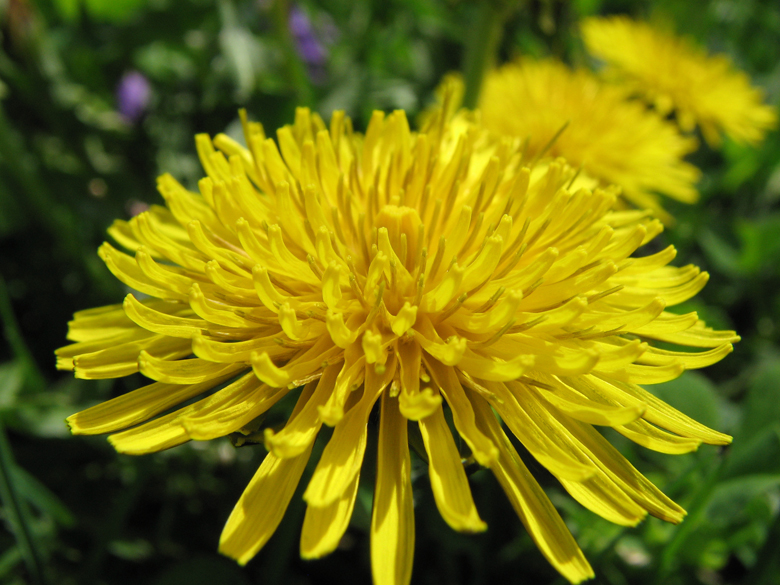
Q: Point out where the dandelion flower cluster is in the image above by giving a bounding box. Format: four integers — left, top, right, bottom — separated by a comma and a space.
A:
58, 104, 737, 584
582, 15, 777, 147
478, 58, 701, 218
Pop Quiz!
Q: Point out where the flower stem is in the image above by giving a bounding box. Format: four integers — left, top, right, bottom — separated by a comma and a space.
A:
0, 421, 46, 585
743, 508, 780, 585
0, 275, 44, 390
657, 452, 725, 583
462, 2, 507, 109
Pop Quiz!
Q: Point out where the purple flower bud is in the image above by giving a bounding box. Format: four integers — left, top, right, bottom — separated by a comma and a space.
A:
288, 5, 312, 38
288, 4, 327, 67
116, 71, 151, 123
298, 36, 326, 64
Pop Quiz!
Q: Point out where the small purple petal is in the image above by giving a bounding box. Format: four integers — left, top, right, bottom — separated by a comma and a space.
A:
298, 36, 327, 65
289, 5, 328, 65
116, 71, 151, 123
288, 5, 311, 38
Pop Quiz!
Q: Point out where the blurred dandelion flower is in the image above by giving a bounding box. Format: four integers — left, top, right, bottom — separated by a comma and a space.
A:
581, 15, 777, 147
58, 102, 736, 584
478, 59, 701, 220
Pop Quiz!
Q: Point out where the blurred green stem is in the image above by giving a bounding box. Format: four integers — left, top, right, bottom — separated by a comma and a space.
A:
743, 508, 780, 585
0, 275, 47, 581
0, 275, 44, 391
462, 2, 509, 109
657, 453, 726, 583
0, 421, 46, 585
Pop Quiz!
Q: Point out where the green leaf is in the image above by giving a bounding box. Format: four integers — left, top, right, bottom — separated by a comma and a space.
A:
0, 362, 24, 410
707, 475, 780, 524
219, 26, 263, 101
0, 546, 22, 583
739, 359, 780, 444
720, 135, 771, 193
107, 539, 153, 561
135, 43, 197, 82
734, 215, 780, 275
699, 215, 780, 278
16, 403, 76, 438
573, 0, 605, 17
83, 0, 147, 23
724, 426, 780, 479
0, 546, 22, 580
11, 465, 75, 528
50, 0, 80, 21
0, 422, 45, 585
698, 229, 742, 276
645, 371, 722, 431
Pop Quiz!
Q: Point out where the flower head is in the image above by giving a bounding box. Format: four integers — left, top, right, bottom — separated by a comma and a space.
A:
58, 103, 736, 584
581, 15, 777, 147
477, 58, 701, 220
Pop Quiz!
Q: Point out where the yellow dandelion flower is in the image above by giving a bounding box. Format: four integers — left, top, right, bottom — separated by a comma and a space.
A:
58, 103, 737, 584
477, 58, 701, 220
581, 15, 777, 147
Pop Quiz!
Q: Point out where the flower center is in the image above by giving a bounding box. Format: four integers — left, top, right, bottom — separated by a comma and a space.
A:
374, 205, 422, 272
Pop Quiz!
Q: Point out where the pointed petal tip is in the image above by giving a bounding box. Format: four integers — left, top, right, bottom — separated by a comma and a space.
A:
299, 548, 326, 561
656, 504, 687, 525
106, 434, 124, 453
568, 566, 596, 584
64, 415, 80, 435
218, 542, 252, 567
712, 432, 733, 446
452, 518, 488, 534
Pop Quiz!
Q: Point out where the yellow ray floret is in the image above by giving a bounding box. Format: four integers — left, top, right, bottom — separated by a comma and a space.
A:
582, 15, 777, 147
59, 97, 737, 585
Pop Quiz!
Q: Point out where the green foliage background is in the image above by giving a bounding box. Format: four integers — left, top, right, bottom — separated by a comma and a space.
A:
1, 0, 779, 583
